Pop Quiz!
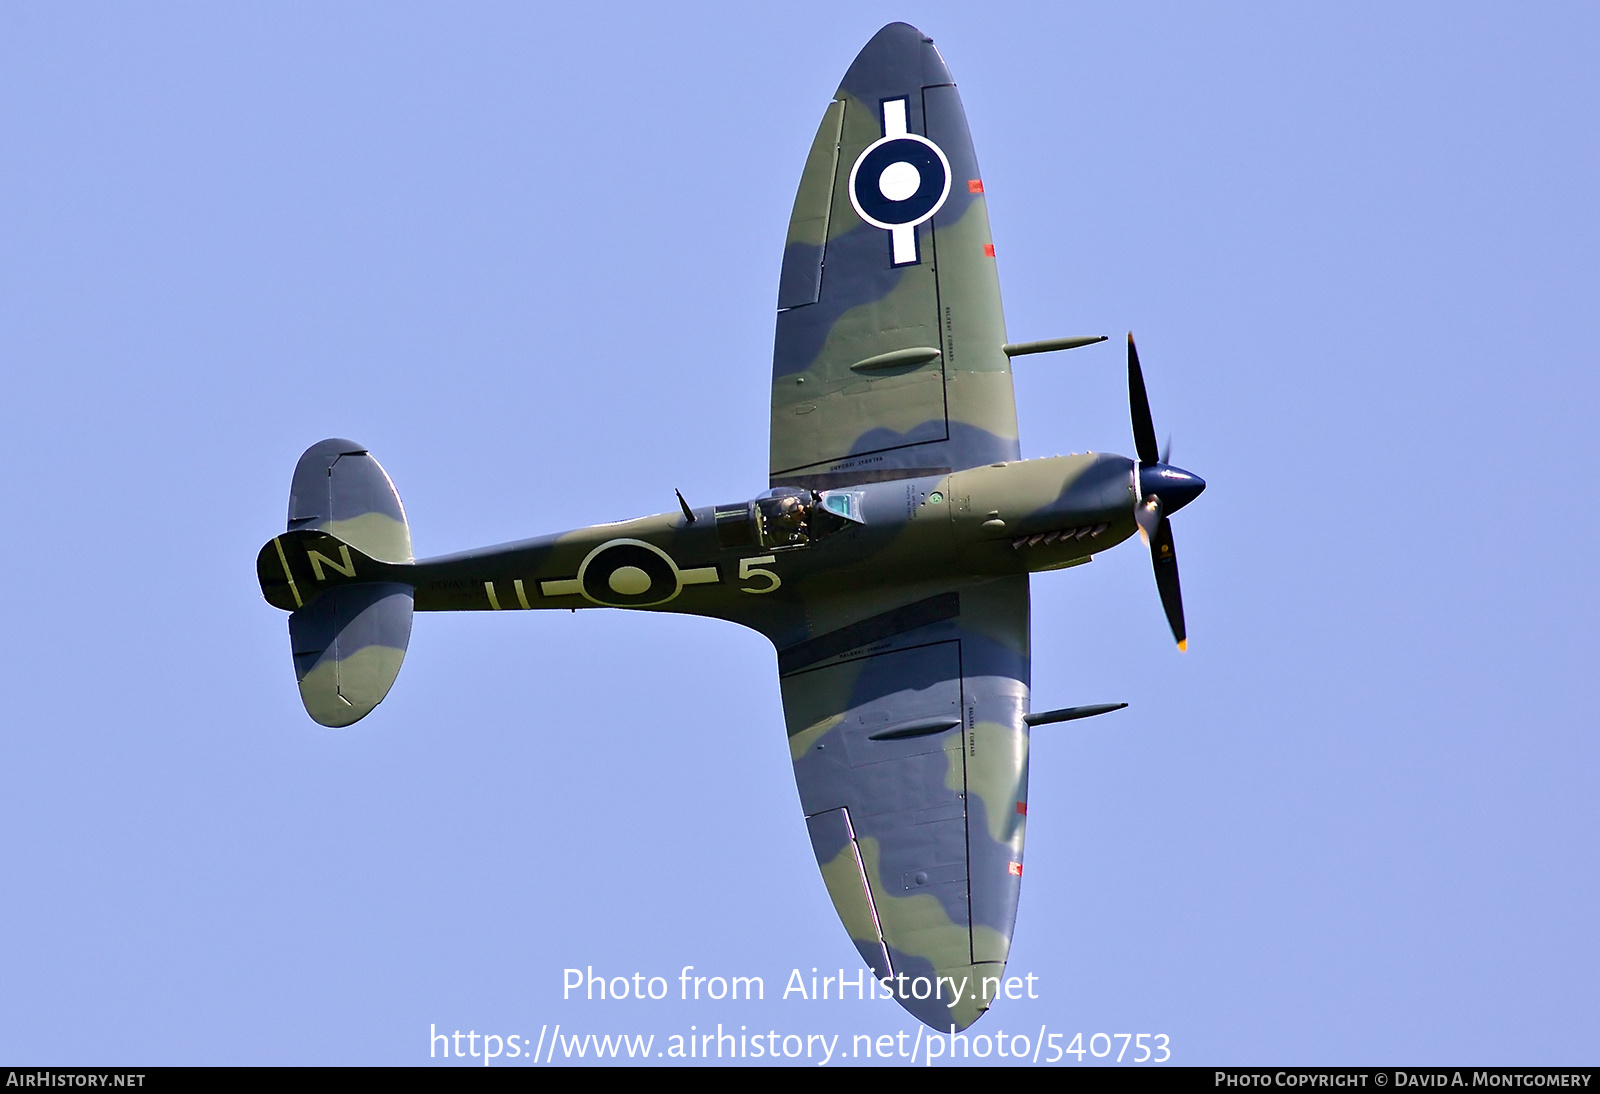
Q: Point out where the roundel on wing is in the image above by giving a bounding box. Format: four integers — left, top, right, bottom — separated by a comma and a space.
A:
848, 135, 951, 230
578, 540, 681, 607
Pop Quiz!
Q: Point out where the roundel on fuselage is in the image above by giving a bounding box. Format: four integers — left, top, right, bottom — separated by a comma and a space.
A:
578, 540, 680, 607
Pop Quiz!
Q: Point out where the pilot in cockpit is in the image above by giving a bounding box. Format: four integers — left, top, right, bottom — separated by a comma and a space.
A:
771, 493, 810, 545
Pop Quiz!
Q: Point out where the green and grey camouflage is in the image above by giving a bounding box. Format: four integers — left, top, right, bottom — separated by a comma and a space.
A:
255, 23, 1205, 1031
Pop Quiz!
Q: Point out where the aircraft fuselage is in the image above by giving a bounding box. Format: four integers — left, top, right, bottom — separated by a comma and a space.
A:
331, 452, 1202, 651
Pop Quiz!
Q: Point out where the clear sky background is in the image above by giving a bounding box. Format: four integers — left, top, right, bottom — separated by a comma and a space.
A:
2, 2, 1596, 1067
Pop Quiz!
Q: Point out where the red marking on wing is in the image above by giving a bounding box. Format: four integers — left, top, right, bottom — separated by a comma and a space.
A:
983, 244, 996, 258
1016, 801, 1027, 815
1008, 861, 1023, 877
968, 179, 984, 193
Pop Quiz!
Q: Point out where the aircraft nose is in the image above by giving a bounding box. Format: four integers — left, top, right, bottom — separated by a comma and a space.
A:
1139, 463, 1206, 514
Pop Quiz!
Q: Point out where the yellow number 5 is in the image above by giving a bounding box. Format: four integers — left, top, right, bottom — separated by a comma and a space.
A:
739, 556, 780, 594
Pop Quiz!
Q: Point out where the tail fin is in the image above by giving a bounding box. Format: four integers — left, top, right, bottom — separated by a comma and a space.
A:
259, 439, 414, 727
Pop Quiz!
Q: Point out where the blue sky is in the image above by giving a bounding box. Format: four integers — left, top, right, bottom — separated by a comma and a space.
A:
2, 2, 1596, 1066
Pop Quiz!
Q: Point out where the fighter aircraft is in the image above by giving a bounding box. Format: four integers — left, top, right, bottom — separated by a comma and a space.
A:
255, 22, 1204, 1031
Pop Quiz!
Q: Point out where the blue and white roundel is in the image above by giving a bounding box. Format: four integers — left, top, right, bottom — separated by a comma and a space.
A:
850, 136, 950, 230
847, 101, 952, 266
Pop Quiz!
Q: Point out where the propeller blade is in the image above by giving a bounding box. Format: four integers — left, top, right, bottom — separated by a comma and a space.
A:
1160, 435, 1172, 465
1127, 333, 1160, 466
1150, 515, 1187, 650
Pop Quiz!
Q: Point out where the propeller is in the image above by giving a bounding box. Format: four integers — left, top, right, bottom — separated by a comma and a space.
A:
1127, 333, 1204, 651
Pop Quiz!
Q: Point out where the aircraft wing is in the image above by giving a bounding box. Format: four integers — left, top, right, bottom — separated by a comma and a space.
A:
779, 574, 1030, 1030
770, 23, 1020, 490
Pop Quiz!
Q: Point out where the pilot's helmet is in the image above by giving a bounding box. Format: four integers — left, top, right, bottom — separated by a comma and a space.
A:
777, 495, 807, 526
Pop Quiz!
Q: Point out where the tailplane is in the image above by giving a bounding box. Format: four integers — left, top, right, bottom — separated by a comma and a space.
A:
257, 439, 414, 727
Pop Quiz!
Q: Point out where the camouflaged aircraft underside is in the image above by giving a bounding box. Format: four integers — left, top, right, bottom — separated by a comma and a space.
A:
255, 23, 1206, 1032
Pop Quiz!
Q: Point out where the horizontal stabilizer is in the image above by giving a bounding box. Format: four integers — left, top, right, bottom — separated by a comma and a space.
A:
288, 439, 412, 563
267, 438, 416, 726
289, 582, 413, 727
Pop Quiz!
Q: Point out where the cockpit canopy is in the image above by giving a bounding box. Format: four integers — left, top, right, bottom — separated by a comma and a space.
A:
714, 489, 865, 551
